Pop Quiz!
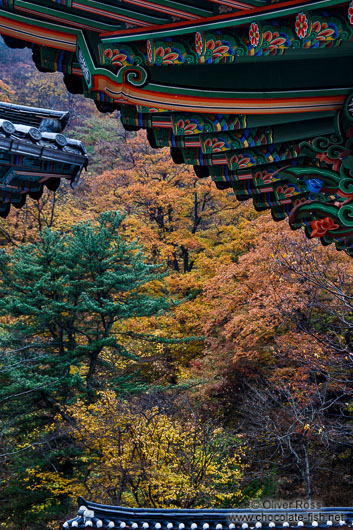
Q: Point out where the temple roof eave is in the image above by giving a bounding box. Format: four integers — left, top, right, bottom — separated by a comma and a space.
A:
62, 501, 353, 530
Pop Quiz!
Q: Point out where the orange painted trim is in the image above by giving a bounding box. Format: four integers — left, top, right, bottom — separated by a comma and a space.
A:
91, 75, 345, 113
0, 15, 77, 51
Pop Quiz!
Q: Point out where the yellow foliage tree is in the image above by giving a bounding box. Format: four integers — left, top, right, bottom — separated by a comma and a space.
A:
0, 79, 14, 102
24, 391, 245, 510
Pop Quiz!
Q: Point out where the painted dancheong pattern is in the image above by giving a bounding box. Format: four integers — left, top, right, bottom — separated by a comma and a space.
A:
2, 0, 353, 256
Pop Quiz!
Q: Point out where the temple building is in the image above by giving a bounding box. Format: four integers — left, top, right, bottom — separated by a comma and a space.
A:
63, 502, 353, 530
0, 101, 88, 216
1, 0, 353, 252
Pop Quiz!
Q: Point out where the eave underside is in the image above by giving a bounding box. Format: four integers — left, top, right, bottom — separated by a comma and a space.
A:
1, 0, 353, 255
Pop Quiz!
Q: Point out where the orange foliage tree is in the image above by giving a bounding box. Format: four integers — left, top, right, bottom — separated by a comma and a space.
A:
191, 214, 353, 503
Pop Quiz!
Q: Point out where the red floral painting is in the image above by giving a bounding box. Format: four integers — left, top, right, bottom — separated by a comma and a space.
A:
249, 22, 260, 47
295, 12, 309, 39
311, 217, 340, 237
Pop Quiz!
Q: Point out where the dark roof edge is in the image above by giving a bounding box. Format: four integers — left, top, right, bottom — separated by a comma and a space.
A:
79, 499, 353, 518
0, 101, 70, 129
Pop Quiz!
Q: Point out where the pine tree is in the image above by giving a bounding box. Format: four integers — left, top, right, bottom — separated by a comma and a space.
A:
0, 210, 173, 527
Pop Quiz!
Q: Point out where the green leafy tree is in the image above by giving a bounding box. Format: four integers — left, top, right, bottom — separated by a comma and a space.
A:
0, 211, 173, 528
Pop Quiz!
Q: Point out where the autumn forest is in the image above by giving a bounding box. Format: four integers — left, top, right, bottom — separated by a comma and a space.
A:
0, 38, 352, 530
